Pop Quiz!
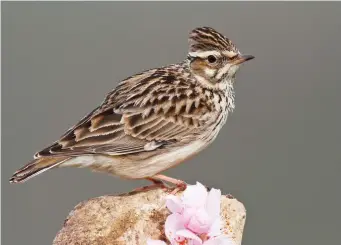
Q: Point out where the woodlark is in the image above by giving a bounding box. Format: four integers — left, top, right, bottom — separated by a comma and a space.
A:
10, 27, 254, 189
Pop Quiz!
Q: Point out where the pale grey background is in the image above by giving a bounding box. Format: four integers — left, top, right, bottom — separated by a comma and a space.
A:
2, 2, 341, 245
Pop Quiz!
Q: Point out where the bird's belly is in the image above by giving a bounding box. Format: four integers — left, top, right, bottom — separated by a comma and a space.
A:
61, 140, 207, 179
125, 140, 208, 178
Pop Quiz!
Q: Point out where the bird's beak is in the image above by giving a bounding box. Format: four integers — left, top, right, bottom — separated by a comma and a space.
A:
230, 54, 255, 65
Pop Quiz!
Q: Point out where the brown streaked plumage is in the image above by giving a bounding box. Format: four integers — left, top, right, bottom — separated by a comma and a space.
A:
10, 27, 254, 188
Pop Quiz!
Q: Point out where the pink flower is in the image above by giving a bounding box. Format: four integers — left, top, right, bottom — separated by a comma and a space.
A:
165, 213, 202, 245
147, 182, 235, 245
164, 212, 233, 245
166, 182, 221, 235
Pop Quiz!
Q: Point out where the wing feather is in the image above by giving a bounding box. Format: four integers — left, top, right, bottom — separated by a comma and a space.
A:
35, 66, 216, 158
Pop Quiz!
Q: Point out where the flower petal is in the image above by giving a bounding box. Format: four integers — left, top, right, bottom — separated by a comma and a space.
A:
187, 207, 211, 234
165, 214, 185, 242
203, 235, 235, 245
176, 229, 202, 244
147, 238, 168, 245
206, 188, 221, 218
182, 182, 208, 208
207, 217, 222, 237
166, 195, 183, 213
182, 207, 197, 225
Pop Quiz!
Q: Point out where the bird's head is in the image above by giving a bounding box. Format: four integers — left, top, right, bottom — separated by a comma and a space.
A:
187, 27, 254, 90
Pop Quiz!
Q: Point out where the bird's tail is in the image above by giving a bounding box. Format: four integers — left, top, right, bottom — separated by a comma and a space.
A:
9, 156, 70, 183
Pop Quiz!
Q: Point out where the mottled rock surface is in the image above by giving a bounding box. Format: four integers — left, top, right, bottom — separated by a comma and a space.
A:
53, 188, 246, 245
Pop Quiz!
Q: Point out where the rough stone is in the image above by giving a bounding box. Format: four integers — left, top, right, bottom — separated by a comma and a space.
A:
53, 187, 246, 245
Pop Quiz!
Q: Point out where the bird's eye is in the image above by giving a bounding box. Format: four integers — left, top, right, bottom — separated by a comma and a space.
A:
207, 55, 217, 63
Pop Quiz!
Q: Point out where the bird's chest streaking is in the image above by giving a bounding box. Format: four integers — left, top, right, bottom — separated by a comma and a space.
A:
220, 81, 236, 126
202, 81, 235, 144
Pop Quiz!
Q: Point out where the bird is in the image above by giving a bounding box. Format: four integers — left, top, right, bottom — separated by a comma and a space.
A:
9, 27, 254, 191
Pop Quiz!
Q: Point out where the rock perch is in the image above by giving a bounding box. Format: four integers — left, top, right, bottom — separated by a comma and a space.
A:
53, 188, 246, 245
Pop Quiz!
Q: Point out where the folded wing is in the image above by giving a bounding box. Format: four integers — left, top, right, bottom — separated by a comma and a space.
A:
35, 68, 215, 158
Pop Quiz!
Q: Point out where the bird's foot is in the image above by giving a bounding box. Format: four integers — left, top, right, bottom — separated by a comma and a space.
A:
152, 174, 187, 195
169, 182, 187, 195
131, 175, 187, 194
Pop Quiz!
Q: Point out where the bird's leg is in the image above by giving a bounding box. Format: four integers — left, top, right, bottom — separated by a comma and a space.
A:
152, 174, 187, 195
146, 177, 164, 185
131, 177, 166, 193
131, 175, 186, 194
